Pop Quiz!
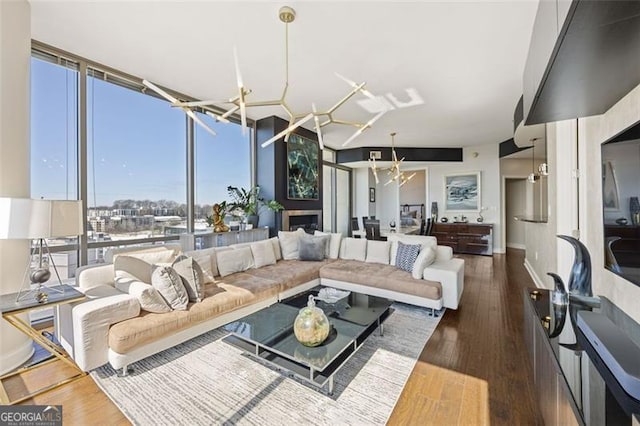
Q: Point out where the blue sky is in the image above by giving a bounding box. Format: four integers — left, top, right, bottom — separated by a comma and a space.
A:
31, 58, 250, 207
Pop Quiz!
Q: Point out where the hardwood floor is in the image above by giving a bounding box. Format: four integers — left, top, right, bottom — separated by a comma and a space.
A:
13, 249, 541, 425
388, 249, 544, 425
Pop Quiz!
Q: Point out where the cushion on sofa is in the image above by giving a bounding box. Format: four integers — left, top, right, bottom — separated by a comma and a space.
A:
314, 231, 342, 259
412, 246, 436, 279
299, 234, 329, 261
106, 244, 181, 264
395, 242, 421, 272
278, 228, 306, 260
243, 259, 329, 291
339, 237, 367, 261
151, 265, 189, 311
114, 255, 153, 283
387, 235, 437, 265
250, 240, 277, 268
114, 276, 172, 313
172, 255, 205, 302
365, 240, 391, 265
185, 246, 232, 279
216, 246, 254, 277
112, 248, 179, 266
319, 259, 442, 301
269, 237, 283, 260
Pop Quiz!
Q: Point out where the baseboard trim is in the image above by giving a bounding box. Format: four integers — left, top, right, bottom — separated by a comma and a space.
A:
523, 258, 545, 289
507, 243, 526, 250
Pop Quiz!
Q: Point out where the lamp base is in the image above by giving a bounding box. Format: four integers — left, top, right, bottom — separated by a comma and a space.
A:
15, 239, 65, 303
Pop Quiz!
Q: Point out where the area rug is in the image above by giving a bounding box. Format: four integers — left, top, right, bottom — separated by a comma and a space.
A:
91, 303, 442, 425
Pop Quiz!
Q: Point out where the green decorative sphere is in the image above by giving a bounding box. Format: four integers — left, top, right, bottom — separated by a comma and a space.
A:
293, 295, 330, 347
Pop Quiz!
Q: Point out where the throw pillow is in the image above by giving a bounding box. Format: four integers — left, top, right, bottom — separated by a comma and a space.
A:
114, 255, 153, 283
151, 265, 189, 310
365, 240, 391, 265
184, 250, 215, 284
411, 246, 437, 279
111, 248, 179, 266
172, 255, 205, 302
395, 241, 421, 273
278, 228, 306, 260
339, 237, 367, 262
299, 235, 329, 261
314, 231, 342, 259
250, 240, 277, 268
216, 246, 254, 277
388, 235, 437, 265
114, 276, 172, 313
269, 237, 282, 261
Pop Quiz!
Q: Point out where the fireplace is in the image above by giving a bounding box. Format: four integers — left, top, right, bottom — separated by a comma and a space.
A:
282, 210, 322, 234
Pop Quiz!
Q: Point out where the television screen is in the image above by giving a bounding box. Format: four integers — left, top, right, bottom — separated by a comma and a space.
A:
602, 126, 640, 286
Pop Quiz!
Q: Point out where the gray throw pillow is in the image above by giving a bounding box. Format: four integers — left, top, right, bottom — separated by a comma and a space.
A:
172, 255, 205, 303
151, 265, 189, 310
299, 235, 329, 261
395, 241, 421, 273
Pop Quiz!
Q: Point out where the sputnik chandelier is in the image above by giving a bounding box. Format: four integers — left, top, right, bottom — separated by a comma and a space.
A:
370, 132, 416, 187
143, 6, 385, 149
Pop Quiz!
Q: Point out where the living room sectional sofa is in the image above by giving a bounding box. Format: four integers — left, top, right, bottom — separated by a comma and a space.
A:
57, 233, 464, 374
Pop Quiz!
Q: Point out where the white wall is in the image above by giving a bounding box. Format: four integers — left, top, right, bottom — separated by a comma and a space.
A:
0, 0, 34, 374
399, 169, 426, 206
506, 179, 526, 249
428, 143, 503, 252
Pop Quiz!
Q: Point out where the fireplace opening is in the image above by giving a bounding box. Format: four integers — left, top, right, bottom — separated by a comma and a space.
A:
282, 210, 322, 234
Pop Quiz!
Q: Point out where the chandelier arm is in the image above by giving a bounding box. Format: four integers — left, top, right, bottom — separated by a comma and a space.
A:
245, 99, 283, 108
325, 84, 364, 114
172, 98, 237, 108
185, 108, 217, 136
312, 103, 324, 150
335, 73, 377, 100
142, 80, 178, 104
261, 113, 313, 148
341, 110, 386, 147
329, 119, 365, 127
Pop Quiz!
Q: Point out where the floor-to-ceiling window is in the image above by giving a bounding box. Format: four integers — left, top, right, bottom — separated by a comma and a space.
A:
30, 44, 254, 267
30, 55, 80, 278
322, 149, 351, 233
194, 112, 251, 228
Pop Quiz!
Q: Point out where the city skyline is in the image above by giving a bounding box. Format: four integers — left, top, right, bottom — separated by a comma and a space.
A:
30, 57, 251, 207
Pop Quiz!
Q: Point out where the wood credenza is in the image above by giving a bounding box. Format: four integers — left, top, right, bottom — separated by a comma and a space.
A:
431, 222, 493, 256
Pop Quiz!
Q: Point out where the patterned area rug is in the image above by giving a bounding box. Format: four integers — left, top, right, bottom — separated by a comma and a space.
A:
91, 303, 442, 425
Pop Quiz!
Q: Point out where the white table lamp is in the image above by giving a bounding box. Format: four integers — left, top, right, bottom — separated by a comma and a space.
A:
0, 198, 83, 302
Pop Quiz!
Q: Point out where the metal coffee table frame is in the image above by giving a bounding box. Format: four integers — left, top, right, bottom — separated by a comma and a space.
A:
223, 287, 392, 394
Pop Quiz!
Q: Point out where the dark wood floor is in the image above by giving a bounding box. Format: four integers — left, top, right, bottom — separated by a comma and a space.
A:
14, 249, 542, 425
389, 249, 543, 425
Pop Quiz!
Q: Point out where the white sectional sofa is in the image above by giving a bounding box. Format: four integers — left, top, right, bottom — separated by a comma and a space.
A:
57, 233, 464, 374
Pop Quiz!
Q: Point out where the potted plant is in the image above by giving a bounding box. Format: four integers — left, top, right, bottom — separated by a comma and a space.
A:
227, 185, 284, 228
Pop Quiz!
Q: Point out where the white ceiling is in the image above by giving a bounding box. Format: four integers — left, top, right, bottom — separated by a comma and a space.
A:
30, 1, 538, 151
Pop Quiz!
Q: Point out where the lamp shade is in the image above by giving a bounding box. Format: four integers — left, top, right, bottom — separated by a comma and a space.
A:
0, 198, 83, 239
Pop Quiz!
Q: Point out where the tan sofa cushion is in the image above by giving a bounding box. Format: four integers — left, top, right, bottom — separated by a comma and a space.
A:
243, 259, 329, 291
109, 274, 279, 354
319, 259, 442, 301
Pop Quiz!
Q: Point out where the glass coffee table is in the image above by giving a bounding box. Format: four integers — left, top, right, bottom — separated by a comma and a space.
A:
223, 287, 393, 394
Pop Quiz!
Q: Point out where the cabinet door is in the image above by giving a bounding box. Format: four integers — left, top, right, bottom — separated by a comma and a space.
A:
534, 323, 559, 425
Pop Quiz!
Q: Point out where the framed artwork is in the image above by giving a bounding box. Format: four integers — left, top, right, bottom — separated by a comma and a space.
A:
444, 172, 481, 212
602, 160, 620, 211
369, 187, 376, 203
287, 133, 319, 200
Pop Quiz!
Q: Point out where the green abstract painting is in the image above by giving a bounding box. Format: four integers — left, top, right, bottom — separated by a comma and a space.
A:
287, 134, 319, 200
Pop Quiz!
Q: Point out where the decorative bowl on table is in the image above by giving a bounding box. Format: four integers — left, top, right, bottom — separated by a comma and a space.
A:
294, 295, 331, 347
316, 287, 351, 304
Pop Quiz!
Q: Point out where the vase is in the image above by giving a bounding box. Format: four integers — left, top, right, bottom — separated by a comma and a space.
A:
557, 235, 592, 298
430, 202, 438, 222
246, 214, 259, 228
631, 197, 640, 225
293, 295, 330, 347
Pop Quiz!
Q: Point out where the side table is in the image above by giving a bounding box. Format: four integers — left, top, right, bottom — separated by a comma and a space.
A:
0, 284, 86, 405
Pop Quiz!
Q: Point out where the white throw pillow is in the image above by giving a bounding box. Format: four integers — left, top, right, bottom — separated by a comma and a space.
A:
269, 237, 282, 261
112, 248, 179, 266
412, 246, 437, 279
115, 276, 171, 313
151, 265, 189, 310
278, 228, 306, 260
365, 240, 391, 265
216, 246, 255, 277
314, 231, 343, 259
114, 255, 153, 283
185, 247, 232, 279
172, 255, 205, 302
250, 240, 277, 268
339, 237, 367, 262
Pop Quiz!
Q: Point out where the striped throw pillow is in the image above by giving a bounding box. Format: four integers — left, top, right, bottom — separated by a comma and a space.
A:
395, 241, 421, 272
